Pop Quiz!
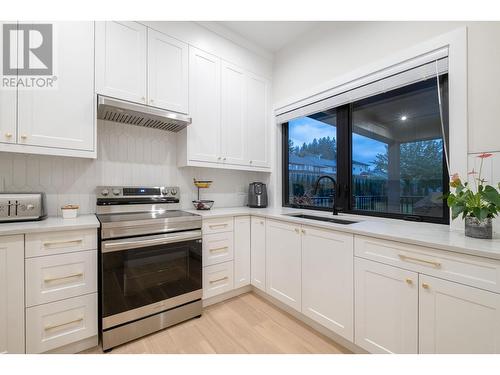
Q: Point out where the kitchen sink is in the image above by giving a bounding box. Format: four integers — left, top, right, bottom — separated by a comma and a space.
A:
285, 214, 358, 225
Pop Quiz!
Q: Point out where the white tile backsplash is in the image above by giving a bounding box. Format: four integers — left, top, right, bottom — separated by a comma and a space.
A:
0, 120, 269, 216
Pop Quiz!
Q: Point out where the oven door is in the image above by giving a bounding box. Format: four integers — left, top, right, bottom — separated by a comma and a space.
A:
101, 230, 202, 329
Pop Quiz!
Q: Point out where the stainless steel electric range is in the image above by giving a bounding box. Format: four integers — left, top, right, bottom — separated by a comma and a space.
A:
95, 186, 202, 351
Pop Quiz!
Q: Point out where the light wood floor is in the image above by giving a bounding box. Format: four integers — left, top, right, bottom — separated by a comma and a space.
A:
83, 292, 351, 354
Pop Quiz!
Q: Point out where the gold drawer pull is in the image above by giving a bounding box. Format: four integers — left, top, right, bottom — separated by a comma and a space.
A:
405, 278, 413, 285
43, 239, 83, 247
209, 276, 228, 284
422, 283, 430, 289
209, 246, 228, 254
44, 272, 84, 283
44, 317, 83, 331
398, 254, 441, 268
208, 224, 228, 229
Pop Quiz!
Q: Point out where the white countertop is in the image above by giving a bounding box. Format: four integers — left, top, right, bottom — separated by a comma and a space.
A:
0, 214, 100, 236
187, 206, 500, 261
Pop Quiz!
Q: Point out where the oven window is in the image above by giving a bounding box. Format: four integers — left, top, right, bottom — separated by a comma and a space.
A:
101, 238, 202, 318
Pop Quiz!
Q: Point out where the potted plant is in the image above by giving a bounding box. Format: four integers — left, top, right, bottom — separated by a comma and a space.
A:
447, 153, 500, 239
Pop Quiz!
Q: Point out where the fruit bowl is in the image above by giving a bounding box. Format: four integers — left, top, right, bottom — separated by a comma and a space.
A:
192, 200, 214, 210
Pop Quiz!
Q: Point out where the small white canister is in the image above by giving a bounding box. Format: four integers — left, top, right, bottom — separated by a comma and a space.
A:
61, 204, 79, 219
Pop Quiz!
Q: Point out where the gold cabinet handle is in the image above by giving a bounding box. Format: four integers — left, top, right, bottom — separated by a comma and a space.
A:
209, 246, 228, 254
5, 133, 12, 138
249, 160, 253, 164
44, 272, 84, 283
398, 254, 441, 268
141, 97, 146, 102
301, 229, 306, 234
43, 239, 83, 247
209, 276, 228, 284
208, 224, 228, 229
260, 220, 264, 225
294, 228, 300, 234
44, 317, 83, 331
405, 278, 413, 285
422, 283, 430, 289
20, 134, 28, 140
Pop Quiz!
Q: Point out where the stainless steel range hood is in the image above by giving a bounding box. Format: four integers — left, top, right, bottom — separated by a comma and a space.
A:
97, 96, 191, 133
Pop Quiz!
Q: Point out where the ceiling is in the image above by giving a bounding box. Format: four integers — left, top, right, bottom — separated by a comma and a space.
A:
218, 21, 318, 53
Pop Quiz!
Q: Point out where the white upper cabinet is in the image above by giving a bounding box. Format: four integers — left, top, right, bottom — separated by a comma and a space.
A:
354, 257, 418, 354
96, 21, 147, 104
220, 61, 246, 166
246, 73, 270, 168
147, 29, 188, 113
266, 220, 302, 310
250, 216, 266, 291
0, 22, 17, 145
301, 226, 354, 341
0, 235, 25, 354
17, 22, 95, 151
187, 47, 221, 164
419, 275, 500, 354
179, 47, 271, 172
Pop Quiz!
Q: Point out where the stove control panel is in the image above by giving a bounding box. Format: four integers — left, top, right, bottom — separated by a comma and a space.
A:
96, 186, 180, 199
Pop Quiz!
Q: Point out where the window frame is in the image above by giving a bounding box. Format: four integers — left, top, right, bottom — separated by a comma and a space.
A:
282, 82, 450, 225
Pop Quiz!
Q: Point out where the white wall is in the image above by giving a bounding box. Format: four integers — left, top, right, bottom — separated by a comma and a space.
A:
0, 121, 269, 216
273, 21, 500, 231
273, 21, 500, 154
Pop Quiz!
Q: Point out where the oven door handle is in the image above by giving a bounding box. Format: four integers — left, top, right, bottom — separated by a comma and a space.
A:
102, 230, 202, 253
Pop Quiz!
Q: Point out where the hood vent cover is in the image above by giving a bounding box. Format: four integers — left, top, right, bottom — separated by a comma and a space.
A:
97, 96, 191, 133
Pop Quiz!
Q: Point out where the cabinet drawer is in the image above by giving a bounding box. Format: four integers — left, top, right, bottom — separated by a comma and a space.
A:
26, 250, 97, 307
203, 232, 234, 266
202, 217, 233, 235
26, 229, 97, 258
26, 293, 97, 354
354, 235, 500, 293
203, 261, 234, 299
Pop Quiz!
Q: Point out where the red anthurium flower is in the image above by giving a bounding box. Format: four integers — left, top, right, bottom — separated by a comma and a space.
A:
477, 153, 493, 159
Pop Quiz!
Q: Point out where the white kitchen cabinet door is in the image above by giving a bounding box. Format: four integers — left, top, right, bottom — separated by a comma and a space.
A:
0, 235, 25, 354
188, 47, 221, 164
147, 29, 188, 113
0, 22, 17, 144
17, 22, 95, 151
220, 61, 246, 166
96, 21, 147, 104
419, 275, 500, 353
234, 216, 251, 288
250, 216, 266, 291
266, 220, 301, 311
354, 257, 418, 354
302, 226, 354, 341
246, 73, 270, 168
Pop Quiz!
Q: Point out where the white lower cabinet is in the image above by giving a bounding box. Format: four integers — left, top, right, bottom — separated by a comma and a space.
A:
354, 257, 418, 354
26, 293, 97, 354
419, 275, 500, 353
234, 216, 251, 288
0, 235, 25, 354
250, 217, 266, 291
25, 250, 97, 307
202, 231, 234, 266
266, 220, 301, 310
301, 226, 354, 341
203, 261, 234, 299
